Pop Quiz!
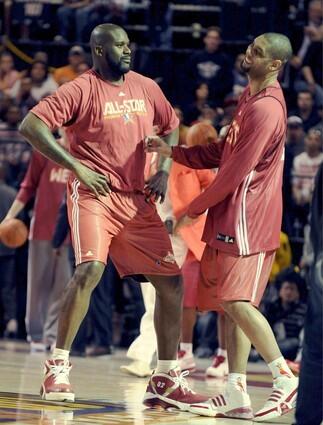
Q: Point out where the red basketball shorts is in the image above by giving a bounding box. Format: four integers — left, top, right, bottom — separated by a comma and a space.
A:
182, 251, 200, 308
67, 178, 180, 277
198, 245, 275, 311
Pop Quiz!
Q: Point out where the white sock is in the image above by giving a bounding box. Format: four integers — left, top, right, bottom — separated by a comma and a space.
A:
180, 342, 193, 355
156, 359, 178, 373
52, 348, 69, 361
268, 356, 294, 379
227, 373, 247, 392
217, 348, 227, 358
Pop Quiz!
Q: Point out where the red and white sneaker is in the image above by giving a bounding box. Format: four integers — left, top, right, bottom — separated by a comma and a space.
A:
189, 383, 253, 419
178, 350, 196, 372
206, 355, 228, 377
253, 376, 298, 422
143, 367, 214, 415
40, 359, 75, 402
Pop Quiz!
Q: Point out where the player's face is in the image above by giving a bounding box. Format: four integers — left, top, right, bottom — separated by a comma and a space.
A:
241, 36, 274, 77
104, 29, 131, 75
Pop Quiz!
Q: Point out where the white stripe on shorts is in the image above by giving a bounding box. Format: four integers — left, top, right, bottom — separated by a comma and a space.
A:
70, 179, 81, 264
251, 252, 265, 303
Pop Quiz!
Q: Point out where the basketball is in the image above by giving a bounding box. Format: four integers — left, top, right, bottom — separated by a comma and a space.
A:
0, 218, 28, 248
186, 122, 218, 147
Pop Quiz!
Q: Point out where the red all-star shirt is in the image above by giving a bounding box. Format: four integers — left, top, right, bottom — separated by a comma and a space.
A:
172, 82, 287, 255
30, 69, 179, 192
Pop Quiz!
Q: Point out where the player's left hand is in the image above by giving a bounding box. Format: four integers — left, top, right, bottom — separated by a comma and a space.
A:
144, 170, 169, 204
174, 214, 197, 235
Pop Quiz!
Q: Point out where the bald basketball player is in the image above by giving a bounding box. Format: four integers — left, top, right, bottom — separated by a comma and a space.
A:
146, 33, 299, 421
19, 24, 215, 414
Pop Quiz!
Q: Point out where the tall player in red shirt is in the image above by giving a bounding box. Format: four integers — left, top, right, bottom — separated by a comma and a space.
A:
18, 24, 214, 415
146, 33, 299, 421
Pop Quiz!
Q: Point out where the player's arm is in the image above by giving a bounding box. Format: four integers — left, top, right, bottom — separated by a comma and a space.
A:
158, 127, 179, 174
20, 113, 81, 173
187, 98, 284, 217
146, 137, 224, 169
144, 128, 179, 203
144, 79, 180, 203
19, 86, 110, 197
173, 141, 224, 169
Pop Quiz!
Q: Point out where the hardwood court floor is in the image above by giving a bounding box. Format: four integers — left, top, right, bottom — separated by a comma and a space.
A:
0, 340, 295, 425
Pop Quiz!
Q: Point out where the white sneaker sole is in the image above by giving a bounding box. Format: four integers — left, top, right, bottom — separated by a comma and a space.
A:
143, 392, 213, 416
40, 386, 75, 402
189, 402, 254, 419
253, 387, 298, 422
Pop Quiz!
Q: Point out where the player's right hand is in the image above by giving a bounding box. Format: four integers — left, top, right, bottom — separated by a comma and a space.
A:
73, 162, 111, 198
145, 136, 172, 157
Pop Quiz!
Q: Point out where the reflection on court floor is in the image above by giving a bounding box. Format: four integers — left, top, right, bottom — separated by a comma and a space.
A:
0, 341, 294, 425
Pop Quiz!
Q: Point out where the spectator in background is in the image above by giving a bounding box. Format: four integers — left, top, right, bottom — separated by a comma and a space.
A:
11, 61, 57, 102
290, 0, 323, 69
147, 0, 171, 48
83, 1, 130, 41
291, 90, 321, 131
15, 77, 37, 117
1, 145, 72, 351
169, 126, 216, 373
300, 28, 323, 105
0, 95, 13, 124
56, 0, 90, 42
173, 106, 189, 146
218, 95, 239, 128
0, 105, 31, 189
232, 53, 248, 96
0, 52, 21, 96
33, 51, 49, 64
263, 268, 307, 361
292, 128, 323, 210
286, 116, 306, 157
184, 82, 210, 125
282, 116, 305, 237
53, 46, 86, 85
187, 27, 233, 106
197, 104, 220, 128
0, 162, 18, 338
76, 62, 90, 76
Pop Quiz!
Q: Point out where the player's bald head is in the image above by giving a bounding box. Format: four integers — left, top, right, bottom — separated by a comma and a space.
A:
261, 33, 293, 64
90, 24, 126, 47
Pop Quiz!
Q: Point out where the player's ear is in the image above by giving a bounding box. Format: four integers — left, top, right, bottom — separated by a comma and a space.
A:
270, 59, 282, 71
95, 45, 103, 57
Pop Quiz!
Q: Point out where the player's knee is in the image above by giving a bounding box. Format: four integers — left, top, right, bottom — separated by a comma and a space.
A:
73, 261, 105, 291
221, 300, 251, 316
153, 274, 183, 299
162, 275, 183, 299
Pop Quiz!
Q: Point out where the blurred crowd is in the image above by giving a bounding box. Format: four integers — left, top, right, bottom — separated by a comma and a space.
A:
0, 0, 322, 373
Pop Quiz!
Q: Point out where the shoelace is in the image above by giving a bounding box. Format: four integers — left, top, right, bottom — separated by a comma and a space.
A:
49, 361, 71, 385
173, 370, 195, 395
